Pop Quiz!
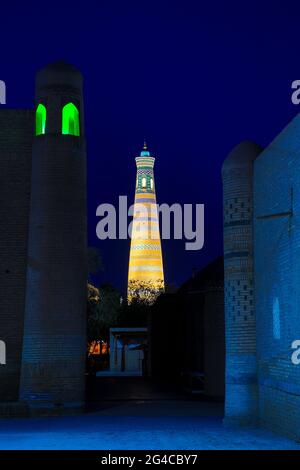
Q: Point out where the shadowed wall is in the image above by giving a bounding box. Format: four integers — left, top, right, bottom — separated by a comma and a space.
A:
0, 110, 34, 401
254, 114, 300, 440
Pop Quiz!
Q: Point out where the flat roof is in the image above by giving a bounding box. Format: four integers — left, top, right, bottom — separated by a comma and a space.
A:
110, 327, 148, 333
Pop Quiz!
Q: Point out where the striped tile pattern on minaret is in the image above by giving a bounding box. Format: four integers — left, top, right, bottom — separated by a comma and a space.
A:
128, 142, 164, 301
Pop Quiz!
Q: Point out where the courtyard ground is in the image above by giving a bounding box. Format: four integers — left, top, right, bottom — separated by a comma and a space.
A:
0, 377, 299, 450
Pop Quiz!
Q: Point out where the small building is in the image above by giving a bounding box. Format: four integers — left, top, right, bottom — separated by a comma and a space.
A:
149, 257, 225, 398
109, 327, 148, 376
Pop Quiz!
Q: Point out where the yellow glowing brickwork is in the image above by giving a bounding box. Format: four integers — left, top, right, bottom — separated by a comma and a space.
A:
128, 143, 164, 303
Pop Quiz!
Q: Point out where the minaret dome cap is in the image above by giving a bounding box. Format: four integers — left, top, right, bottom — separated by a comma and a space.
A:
222, 140, 263, 173
140, 140, 150, 157
36, 61, 83, 91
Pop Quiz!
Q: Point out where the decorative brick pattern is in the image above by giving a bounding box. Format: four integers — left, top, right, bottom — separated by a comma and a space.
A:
222, 141, 262, 425
223, 124, 300, 440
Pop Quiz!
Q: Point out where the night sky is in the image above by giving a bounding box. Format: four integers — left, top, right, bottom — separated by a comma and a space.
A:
1, 0, 300, 293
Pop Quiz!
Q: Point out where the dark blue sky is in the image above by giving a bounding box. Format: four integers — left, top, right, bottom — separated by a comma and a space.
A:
1, 0, 299, 292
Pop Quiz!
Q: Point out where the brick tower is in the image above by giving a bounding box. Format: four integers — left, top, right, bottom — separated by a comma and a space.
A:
19, 62, 87, 414
128, 142, 164, 302
222, 140, 262, 425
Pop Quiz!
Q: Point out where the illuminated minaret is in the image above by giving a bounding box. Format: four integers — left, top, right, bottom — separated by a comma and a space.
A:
128, 142, 164, 302
19, 62, 87, 414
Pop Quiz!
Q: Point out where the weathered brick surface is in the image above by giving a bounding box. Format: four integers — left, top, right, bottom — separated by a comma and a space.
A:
254, 114, 300, 440
223, 121, 300, 439
19, 63, 87, 413
222, 141, 262, 424
0, 109, 34, 401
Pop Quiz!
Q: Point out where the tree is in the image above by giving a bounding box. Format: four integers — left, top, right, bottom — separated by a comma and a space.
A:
127, 279, 164, 305
118, 280, 164, 327
87, 283, 121, 343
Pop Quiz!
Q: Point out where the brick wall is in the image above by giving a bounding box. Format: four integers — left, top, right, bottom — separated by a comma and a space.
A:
0, 109, 34, 401
254, 113, 300, 440
20, 135, 87, 412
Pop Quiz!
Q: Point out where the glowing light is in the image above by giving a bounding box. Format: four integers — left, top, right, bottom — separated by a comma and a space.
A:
62, 102, 80, 136
128, 144, 164, 303
89, 340, 108, 355
36, 103, 46, 135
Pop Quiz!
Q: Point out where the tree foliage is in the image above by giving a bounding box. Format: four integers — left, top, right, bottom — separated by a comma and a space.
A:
87, 283, 121, 342
127, 279, 164, 305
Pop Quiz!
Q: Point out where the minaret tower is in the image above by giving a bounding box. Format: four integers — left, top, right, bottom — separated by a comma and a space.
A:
19, 62, 87, 414
128, 142, 164, 302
